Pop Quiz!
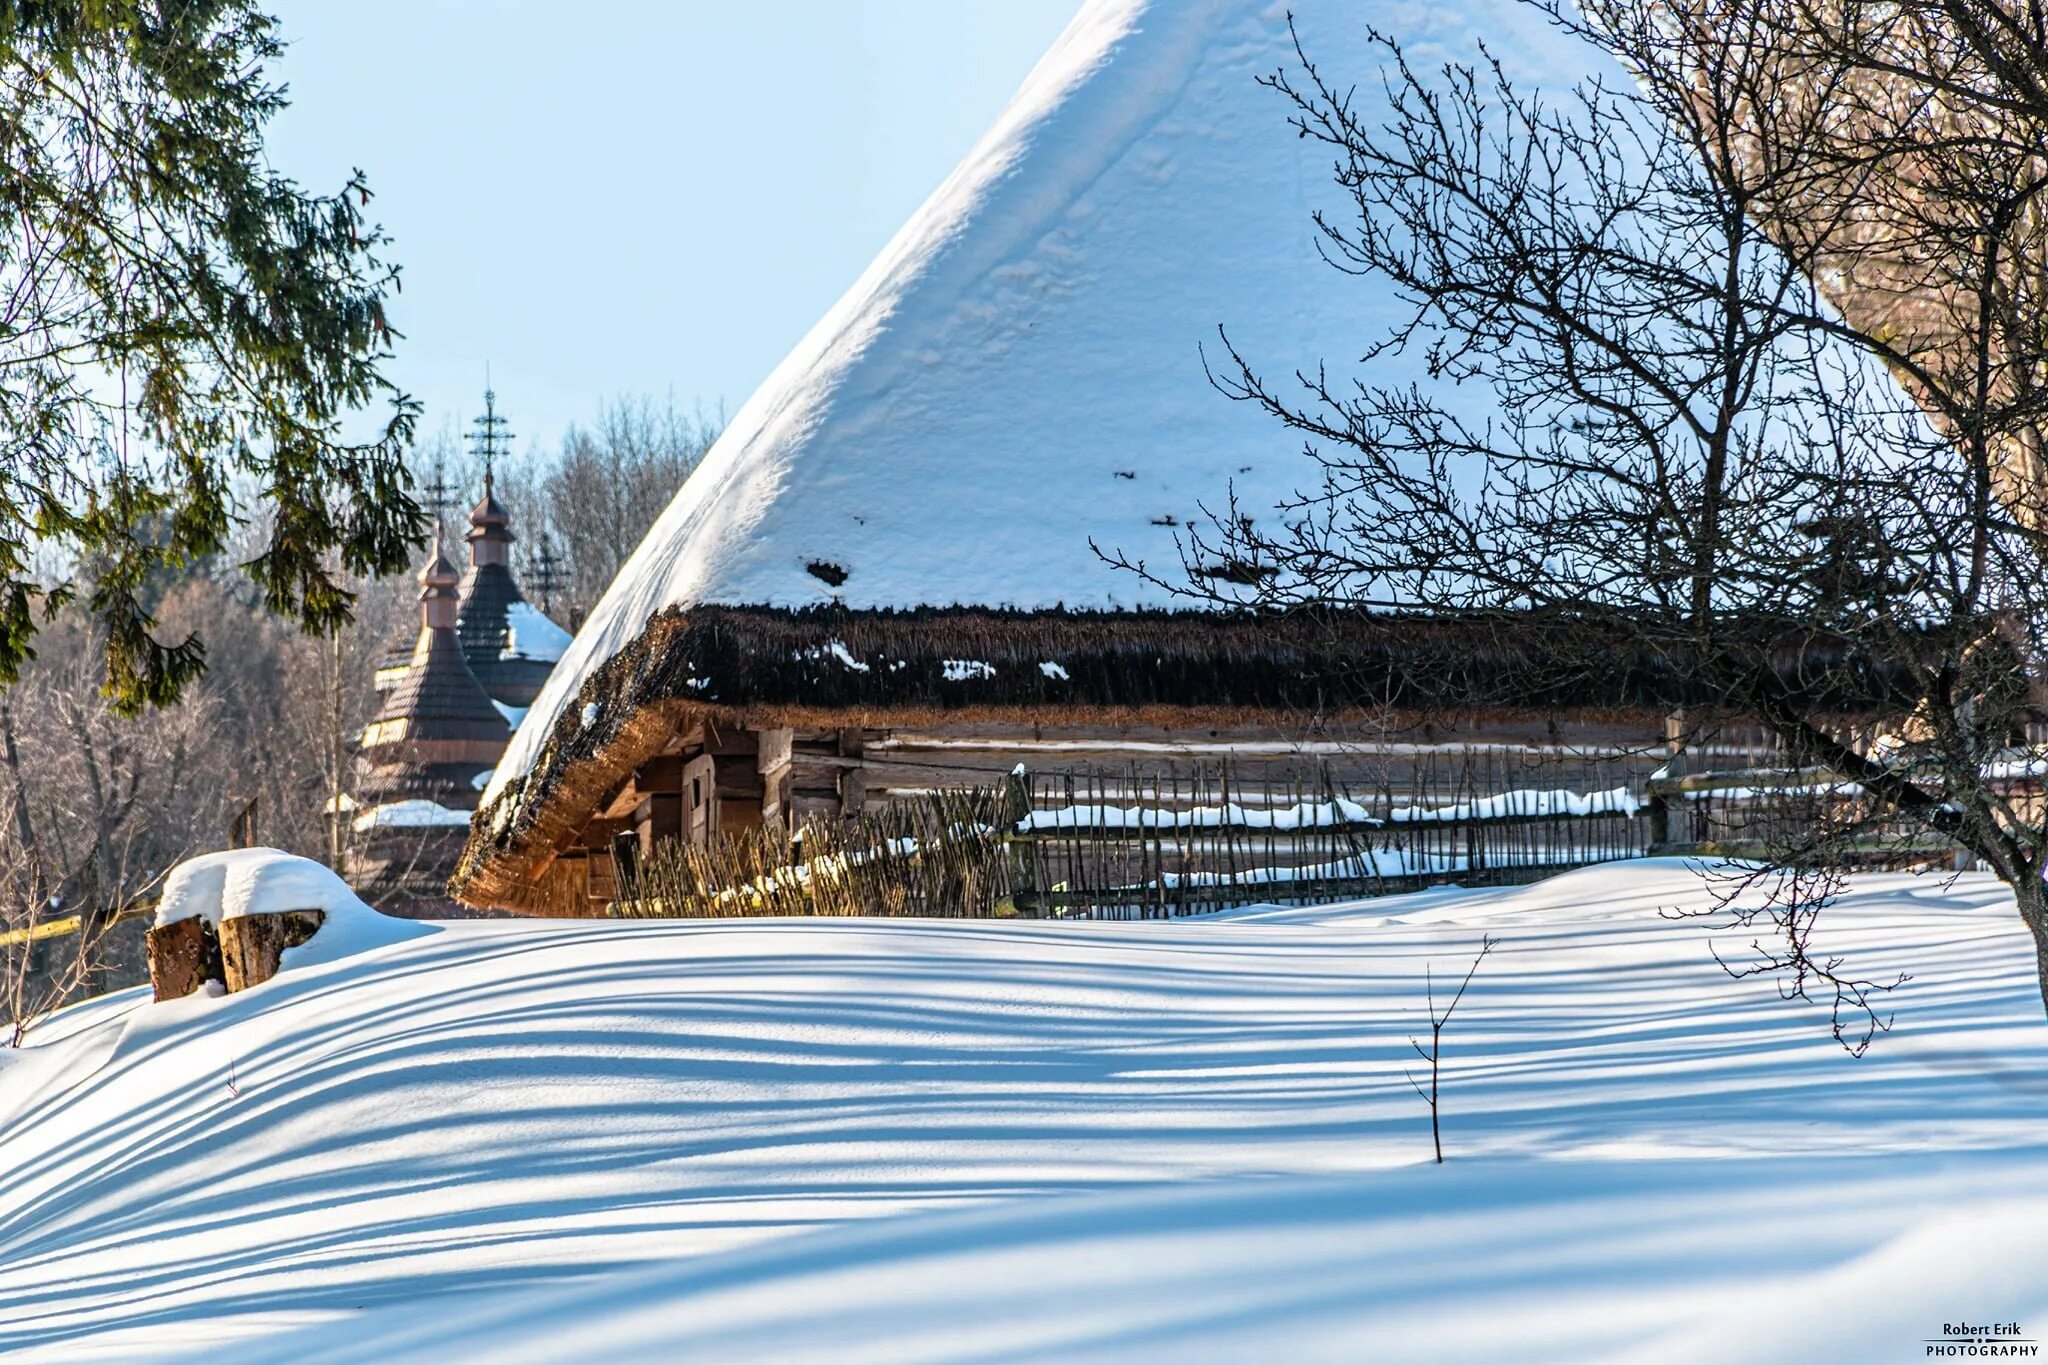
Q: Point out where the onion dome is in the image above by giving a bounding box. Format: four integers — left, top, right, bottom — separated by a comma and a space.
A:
465, 472, 514, 567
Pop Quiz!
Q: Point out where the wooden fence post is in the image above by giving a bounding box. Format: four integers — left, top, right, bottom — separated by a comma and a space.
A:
1645, 789, 1671, 850
1645, 708, 1688, 852
1001, 765, 1040, 917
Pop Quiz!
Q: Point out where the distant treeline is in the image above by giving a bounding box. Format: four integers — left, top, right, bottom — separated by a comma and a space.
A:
416, 393, 721, 627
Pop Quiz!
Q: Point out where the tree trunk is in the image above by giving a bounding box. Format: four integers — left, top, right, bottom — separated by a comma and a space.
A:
0, 701, 42, 898
2036, 931, 2048, 1022
2014, 874, 2048, 1019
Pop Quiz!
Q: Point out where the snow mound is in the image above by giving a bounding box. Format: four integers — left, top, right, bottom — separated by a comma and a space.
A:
155, 848, 374, 928
234, 1160, 2048, 1364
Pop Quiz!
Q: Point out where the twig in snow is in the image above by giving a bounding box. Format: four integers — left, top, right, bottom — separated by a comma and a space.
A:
1405, 934, 1495, 1163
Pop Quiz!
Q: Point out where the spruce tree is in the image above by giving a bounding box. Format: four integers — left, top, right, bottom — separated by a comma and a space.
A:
0, 0, 419, 711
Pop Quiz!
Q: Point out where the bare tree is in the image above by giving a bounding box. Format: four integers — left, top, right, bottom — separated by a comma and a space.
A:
539, 394, 720, 616
1106, 0, 2048, 1035
0, 841, 126, 1050
0, 619, 226, 1041
0, 385, 721, 1033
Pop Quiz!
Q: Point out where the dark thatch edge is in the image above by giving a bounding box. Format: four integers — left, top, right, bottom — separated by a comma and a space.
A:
451, 602, 1914, 909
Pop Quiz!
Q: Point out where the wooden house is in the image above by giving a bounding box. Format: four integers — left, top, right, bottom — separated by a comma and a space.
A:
449, 0, 1918, 914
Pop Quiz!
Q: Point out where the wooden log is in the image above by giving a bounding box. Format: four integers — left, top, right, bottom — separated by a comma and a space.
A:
146, 916, 223, 1002
633, 754, 691, 791
635, 793, 686, 862
219, 910, 325, 993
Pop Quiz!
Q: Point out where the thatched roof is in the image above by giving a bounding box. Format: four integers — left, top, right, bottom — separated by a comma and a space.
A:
475, 1, 1645, 816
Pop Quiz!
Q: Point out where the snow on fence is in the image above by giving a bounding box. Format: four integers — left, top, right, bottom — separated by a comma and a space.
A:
1642, 763, 1971, 863
611, 754, 1657, 921
609, 732, 1992, 921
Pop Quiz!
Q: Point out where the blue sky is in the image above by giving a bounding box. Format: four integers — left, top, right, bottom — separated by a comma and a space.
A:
267, 1, 1080, 457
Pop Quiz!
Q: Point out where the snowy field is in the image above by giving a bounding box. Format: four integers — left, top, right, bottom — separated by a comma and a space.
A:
2, 860, 2045, 1361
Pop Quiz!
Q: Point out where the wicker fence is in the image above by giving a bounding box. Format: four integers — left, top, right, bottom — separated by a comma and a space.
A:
995, 763, 1645, 918
611, 753, 1660, 920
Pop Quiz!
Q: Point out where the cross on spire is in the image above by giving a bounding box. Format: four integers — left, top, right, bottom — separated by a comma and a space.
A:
467, 384, 514, 486
420, 455, 457, 546
529, 529, 565, 615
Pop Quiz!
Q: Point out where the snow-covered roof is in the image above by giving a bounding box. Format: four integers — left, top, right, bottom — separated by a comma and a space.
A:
488, 0, 1595, 803
352, 799, 476, 833
500, 601, 571, 663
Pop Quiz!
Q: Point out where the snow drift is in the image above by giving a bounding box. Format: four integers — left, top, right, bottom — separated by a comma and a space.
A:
3, 862, 2044, 1359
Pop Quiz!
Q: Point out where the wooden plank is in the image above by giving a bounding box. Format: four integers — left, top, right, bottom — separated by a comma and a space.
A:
788, 792, 843, 823
586, 849, 618, 902
0, 901, 154, 951
684, 753, 715, 846
635, 793, 686, 861
1649, 836, 1956, 859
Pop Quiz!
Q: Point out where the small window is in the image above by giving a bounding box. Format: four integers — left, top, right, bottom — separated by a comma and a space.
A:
691, 777, 702, 808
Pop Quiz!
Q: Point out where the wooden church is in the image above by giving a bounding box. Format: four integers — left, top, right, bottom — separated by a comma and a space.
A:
349, 393, 570, 914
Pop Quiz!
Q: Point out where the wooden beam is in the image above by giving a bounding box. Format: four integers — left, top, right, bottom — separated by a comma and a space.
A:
703, 725, 759, 758
757, 727, 793, 830
586, 849, 617, 903
756, 727, 793, 776
634, 754, 690, 792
